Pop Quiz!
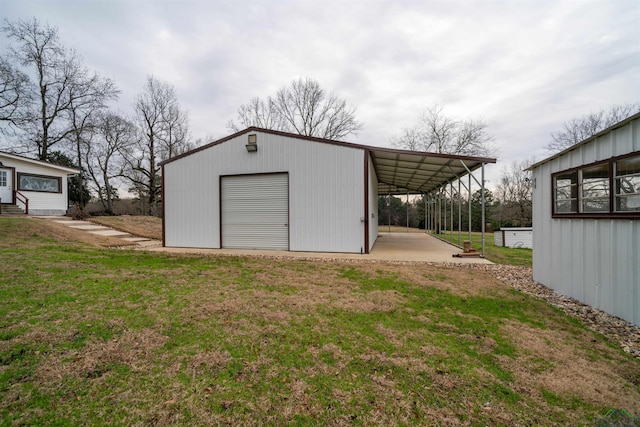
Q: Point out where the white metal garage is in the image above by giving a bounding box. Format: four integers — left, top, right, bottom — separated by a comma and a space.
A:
161, 127, 494, 254
221, 173, 289, 250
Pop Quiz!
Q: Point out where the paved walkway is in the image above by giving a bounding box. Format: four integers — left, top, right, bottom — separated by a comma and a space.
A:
35, 217, 162, 248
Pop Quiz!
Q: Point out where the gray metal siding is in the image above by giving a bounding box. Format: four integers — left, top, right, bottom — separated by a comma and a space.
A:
221, 174, 288, 250
531, 116, 640, 325
164, 131, 365, 253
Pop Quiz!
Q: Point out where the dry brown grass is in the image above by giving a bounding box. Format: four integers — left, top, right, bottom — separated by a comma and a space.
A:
88, 215, 162, 240
501, 321, 640, 412
26, 217, 135, 247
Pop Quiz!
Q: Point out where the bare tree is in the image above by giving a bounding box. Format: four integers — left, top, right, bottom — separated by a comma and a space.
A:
2, 18, 91, 160
494, 159, 534, 227
157, 100, 191, 160
86, 112, 135, 214
124, 76, 190, 216
547, 103, 640, 152
65, 69, 119, 209
228, 78, 362, 140
0, 56, 32, 133
227, 97, 286, 132
392, 105, 495, 156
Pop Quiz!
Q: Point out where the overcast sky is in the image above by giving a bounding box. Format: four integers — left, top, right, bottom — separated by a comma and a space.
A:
2, 0, 639, 184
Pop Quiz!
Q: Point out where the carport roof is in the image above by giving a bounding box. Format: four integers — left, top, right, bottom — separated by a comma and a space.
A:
369, 148, 495, 195
161, 127, 496, 195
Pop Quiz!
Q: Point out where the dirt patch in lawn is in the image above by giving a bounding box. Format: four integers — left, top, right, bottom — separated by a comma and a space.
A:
343, 261, 512, 298
36, 328, 169, 382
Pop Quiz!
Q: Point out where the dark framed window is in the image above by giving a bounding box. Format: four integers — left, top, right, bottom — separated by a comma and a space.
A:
615, 156, 640, 212
554, 171, 577, 213
581, 163, 609, 213
17, 173, 62, 193
552, 152, 640, 219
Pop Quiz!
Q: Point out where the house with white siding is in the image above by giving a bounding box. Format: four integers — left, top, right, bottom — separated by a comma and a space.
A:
0, 151, 79, 216
161, 128, 495, 254
529, 112, 640, 326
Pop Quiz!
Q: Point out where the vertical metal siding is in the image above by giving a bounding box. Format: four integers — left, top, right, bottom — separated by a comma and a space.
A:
531, 116, 640, 325
163, 157, 218, 248
164, 132, 364, 253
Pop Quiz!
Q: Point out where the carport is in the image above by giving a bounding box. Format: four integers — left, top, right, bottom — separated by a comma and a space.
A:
367, 146, 496, 257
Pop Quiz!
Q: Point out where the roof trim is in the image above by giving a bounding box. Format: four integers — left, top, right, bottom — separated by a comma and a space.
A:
0, 151, 81, 174
528, 112, 640, 170
160, 127, 497, 166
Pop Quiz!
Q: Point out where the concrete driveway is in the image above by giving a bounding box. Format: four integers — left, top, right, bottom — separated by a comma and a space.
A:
153, 232, 491, 264
368, 232, 490, 263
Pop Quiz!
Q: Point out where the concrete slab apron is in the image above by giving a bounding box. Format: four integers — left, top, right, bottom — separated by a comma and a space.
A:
153, 232, 492, 264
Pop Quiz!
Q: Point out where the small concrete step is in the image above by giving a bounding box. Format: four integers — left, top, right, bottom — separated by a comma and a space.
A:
88, 229, 131, 237
0, 204, 26, 216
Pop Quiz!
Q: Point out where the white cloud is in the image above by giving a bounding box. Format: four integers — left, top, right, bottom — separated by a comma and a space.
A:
1, 0, 638, 173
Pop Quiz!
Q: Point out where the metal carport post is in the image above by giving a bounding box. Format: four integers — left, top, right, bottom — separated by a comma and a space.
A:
460, 160, 487, 257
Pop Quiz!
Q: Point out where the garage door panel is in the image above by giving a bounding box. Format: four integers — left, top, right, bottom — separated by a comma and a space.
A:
221, 174, 289, 250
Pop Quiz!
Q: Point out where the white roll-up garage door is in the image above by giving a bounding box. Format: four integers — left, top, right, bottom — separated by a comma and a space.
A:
221, 173, 289, 250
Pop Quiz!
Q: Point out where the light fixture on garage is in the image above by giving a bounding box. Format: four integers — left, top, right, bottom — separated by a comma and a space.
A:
246, 134, 258, 152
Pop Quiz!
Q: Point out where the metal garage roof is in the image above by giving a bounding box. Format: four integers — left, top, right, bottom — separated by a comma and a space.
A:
369, 147, 495, 195
162, 127, 496, 195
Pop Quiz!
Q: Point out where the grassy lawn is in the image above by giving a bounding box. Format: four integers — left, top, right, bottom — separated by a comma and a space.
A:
1, 218, 638, 425
434, 231, 532, 266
